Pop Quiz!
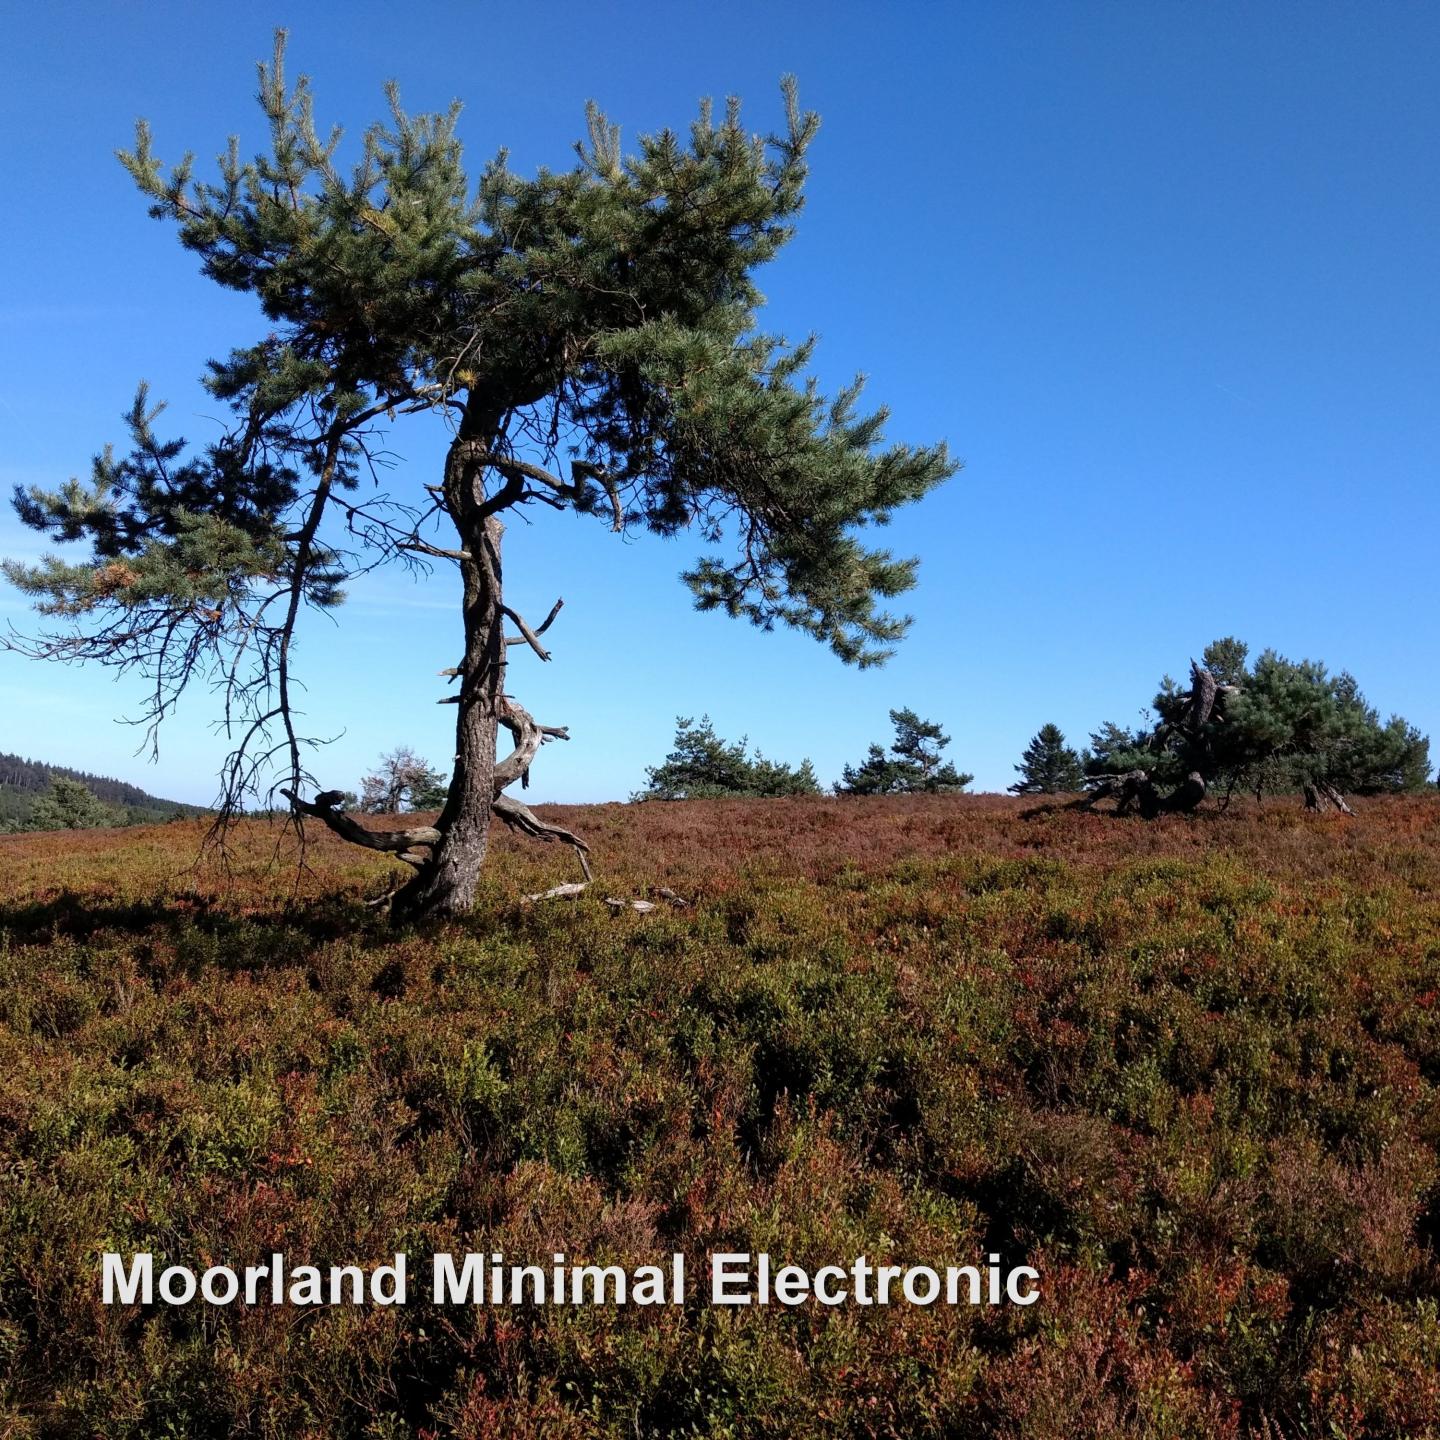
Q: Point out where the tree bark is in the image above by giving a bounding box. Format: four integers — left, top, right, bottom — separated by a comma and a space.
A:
1165, 771, 1207, 813
1082, 768, 1206, 818
389, 507, 506, 922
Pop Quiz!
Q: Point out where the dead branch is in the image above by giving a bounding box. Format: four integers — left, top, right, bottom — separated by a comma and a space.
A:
399, 539, 471, 561
503, 597, 564, 658
493, 791, 593, 882
494, 695, 569, 791
279, 789, 441, 853
524, 882, 592, 903
1185, 660, 1218, 729
521, 882, 692, 915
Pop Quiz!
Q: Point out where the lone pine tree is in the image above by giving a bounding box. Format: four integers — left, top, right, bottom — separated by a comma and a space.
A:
634, 716, 820, 800
836, 708, 972, 795
359, 747, 449, 815
1010, 723, 1084, 794
2, 36, 954, 920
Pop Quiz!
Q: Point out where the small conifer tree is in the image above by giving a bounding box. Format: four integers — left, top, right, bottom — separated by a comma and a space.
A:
1010, 724, 1084, 794
836, 708, 972, 795
27, 777, 124, 831
634, 717, 819, 800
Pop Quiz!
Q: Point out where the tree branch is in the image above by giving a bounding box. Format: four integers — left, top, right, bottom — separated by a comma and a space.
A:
571, 460, 624, 531
399, 538, 471, 561
502, 596, 564, 659
494, 694, 569, 789
281, 788, 441, 853
493, 791, 592, 882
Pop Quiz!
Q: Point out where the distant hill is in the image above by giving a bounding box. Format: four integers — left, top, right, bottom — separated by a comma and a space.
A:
0, 752, 208, 831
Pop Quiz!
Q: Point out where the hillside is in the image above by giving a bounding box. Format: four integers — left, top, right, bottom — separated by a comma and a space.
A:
1, 795, 1437, 1437
0, 751, 207, 830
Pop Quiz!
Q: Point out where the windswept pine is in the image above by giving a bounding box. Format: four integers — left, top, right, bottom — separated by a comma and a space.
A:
1, 34, 955, 921
835, 708, 973, 795
1082, 637, 1431, 817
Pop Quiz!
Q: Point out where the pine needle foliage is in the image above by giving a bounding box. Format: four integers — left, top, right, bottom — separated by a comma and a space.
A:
1009, 723, 1085, 795
836, 708, 972, 796
1085, 637, 1432, 801
634, 716, 820, 800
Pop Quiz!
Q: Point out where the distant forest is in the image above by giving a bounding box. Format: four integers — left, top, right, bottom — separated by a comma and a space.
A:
0, 753, 206, 830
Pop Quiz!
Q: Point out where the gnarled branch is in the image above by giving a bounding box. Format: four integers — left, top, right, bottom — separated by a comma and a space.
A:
399, 538, 471, 561
280, 788, 441, 853
493, 791, 592, 882
503, 596, 564, 659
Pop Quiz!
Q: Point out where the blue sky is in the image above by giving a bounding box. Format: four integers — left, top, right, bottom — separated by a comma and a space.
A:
2, 2, 1437, 804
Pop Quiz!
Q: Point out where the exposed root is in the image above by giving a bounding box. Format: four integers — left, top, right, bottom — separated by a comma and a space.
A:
1078, 769, 1207, 818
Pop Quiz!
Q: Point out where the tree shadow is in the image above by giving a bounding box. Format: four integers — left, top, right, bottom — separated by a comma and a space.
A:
0, 888, 380, 952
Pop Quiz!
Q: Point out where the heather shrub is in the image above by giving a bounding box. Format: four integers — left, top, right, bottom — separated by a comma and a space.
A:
0, 796, 1437, 1435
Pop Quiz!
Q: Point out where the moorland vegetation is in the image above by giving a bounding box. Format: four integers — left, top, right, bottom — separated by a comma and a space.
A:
1, 794, 1437, 1437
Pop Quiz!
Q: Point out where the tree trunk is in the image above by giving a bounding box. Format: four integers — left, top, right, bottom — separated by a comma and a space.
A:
1082, 768, 1205, 817
390, 511, 506, 922
1165, 771, 1207, 813
1303, 780, 1354, 815
287, 431, 596, 918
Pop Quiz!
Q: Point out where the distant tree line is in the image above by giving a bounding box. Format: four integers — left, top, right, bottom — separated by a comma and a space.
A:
630, 636, 1432, 810
632, 709, 973, 800
7, 635, 1431, 834
0, 753, 203, 833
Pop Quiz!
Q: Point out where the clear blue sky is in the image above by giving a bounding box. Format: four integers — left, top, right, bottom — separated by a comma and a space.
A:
2, 2, 1437, 804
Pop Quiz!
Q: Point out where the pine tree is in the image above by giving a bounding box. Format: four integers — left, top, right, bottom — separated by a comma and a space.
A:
634, 717, 819, 800
359, 748, 450, 814
1010, 724, 1084, 794
27, 777, 124, 831
836, 708, 972, 795
1083, 637, 1432, 812
1, 35, 955, 920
